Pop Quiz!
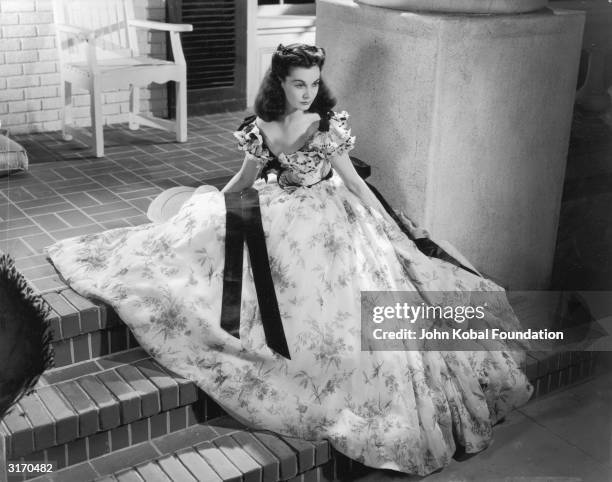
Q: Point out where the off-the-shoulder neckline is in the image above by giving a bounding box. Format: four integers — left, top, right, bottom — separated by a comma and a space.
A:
252, 114, 322, 159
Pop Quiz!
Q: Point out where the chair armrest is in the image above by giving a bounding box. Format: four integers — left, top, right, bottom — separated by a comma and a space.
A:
128, 19, 193, 33
55, 23, 94, 39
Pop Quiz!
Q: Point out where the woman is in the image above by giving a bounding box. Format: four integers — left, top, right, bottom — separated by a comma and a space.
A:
47, 44, 533, 476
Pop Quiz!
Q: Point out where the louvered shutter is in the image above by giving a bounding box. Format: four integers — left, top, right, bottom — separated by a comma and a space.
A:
168, 0, 247, 115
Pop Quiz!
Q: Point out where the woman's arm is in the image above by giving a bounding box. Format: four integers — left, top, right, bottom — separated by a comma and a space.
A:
221, 154, 260, 193
330, 151, 396, 224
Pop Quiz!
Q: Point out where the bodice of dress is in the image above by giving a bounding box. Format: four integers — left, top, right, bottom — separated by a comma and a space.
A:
233, 110, 356, 191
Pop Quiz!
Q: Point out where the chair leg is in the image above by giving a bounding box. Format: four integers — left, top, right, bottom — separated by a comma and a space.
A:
60, 80, 73, 141
89, 79, 104, 158
175, 79, 187, 143
129, 85, 140, 130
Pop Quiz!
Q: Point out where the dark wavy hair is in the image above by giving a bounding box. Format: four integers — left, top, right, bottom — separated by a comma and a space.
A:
254, 43, 337, 122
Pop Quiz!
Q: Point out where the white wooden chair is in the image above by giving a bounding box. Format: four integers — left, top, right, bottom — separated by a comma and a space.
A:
52, 0, 193, 157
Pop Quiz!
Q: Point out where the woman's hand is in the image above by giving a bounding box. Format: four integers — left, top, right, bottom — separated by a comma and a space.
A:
398, 212, 430, 239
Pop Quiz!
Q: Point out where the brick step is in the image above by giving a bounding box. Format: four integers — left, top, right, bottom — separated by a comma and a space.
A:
17, 356, 607, 482
3, 350, 601, 481
0, 349, 226, 472
513, 290, 609, 397
42, 288, 140, 368
27, 417, 337, 482
525, 350, 600, 398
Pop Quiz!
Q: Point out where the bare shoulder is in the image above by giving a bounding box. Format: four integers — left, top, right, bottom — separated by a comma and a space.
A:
254, 116, 266, 128
295, 112, 322, 133
255, 116, 276, 129
255, 117, 280, 137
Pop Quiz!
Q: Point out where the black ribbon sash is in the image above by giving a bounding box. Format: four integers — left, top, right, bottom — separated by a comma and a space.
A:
220, 188, 291, 359
365, 181, 482, 278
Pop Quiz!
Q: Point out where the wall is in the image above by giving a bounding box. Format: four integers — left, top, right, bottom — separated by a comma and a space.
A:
0, 0, 167, 135
317, 0, 584, 289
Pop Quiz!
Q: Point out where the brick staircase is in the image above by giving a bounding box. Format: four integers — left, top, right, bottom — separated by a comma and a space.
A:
0, 287, 343, 482
0, 285, 605, 482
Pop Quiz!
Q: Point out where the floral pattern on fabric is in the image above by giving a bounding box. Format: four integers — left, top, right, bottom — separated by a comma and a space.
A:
313, 110, 356, 158
233, 111, 356, 191
233, 119, 274, 169
46, 110, 533, 476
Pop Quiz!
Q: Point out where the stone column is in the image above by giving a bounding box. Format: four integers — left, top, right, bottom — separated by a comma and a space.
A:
316, 0, 585, 289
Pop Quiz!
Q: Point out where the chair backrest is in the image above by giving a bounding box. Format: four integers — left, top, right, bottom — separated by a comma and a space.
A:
53, 0, 139, 63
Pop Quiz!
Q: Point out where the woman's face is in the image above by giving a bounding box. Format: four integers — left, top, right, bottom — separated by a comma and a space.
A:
280, 66, 321, 113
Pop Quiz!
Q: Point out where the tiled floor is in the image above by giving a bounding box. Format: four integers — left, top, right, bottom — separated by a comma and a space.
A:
0, 112, 246, 292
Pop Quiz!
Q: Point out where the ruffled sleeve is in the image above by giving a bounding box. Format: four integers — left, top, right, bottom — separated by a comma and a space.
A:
321, 110, 356, 158
232, 116, 272, 169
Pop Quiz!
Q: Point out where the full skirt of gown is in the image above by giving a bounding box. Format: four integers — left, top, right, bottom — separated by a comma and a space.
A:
46, 174, 533, 476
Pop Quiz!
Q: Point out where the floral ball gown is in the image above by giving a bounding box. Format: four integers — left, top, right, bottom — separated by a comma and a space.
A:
47, 111, 533, 476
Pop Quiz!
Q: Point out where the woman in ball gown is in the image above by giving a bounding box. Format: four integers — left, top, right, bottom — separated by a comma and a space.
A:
47, 43, 533, 476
